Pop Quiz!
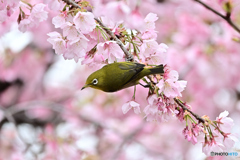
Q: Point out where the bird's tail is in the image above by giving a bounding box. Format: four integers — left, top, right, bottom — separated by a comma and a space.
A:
147, 64, 164, 75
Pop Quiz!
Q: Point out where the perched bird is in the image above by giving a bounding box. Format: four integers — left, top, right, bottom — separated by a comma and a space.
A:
81, 62, 164, 92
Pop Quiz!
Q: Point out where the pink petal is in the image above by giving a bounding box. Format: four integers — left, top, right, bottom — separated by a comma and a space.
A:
219, 110, 229, 118
122, 102, 132, 114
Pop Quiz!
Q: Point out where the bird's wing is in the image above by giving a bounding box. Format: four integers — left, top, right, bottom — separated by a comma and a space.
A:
118, 62, 145, 70
118, 62, 145, 86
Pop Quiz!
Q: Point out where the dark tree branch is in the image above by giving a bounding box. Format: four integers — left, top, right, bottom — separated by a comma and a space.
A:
62, 0, 134, 61
174, 98, 205, 124
94, 18, 134, 61
194, 0, 240, 34
62, 0, 80, 8
0, 106, 32, 151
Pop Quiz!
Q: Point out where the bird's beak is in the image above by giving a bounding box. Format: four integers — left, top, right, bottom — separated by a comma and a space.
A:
81, 84, 89, 90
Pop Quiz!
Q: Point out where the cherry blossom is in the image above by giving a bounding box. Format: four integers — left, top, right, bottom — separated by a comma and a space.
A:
62, 22, 78, 40
96, 41, 124, 63
46, 0, 64, 11
73, 11, 96, 34
103, 1, 131, 23
183, 124, 203, 145
223, 134, 238, 149
30, 3, 48, 23
143, 94, 174, 122
144, 13, 158, 30
0, 0, 18, 22
146, 43, 168, 65
141, 29, 157, 40
183, 126, 198, 145
16, 2, 48, 32
18, 18, 34, 32
47, 32, 67, 55
216, 110, 234, 133
202, 136, 225, 156
126, 10, 144, 29
81, 54, 105, 69
140, 39, 159, 58
65, 33, 89, 62
143, 94, 160, 122
52, 12, 67, 28
201, 110, 237, 155
122, 101, 141, 114
157, 70, 187, 98
0, 8, 8, 23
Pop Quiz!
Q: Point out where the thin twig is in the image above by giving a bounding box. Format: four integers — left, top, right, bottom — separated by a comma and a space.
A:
0, 106, 31, 151
94, 18, 134, 61
194, 0, 240, 34
62, 0, 134, 61
174, 98, 205, 124
62, 0, 80, 8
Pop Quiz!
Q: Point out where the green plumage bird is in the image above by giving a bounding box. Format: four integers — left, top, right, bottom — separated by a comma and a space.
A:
81, 62, 164, 92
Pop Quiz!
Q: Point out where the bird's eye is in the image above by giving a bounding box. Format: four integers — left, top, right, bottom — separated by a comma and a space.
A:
92, 78, 98, 85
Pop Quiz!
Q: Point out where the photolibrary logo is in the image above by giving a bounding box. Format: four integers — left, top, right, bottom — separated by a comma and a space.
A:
211, 151, 238, 157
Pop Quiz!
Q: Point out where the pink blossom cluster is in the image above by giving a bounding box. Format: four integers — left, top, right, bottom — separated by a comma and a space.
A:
157, 69, 187, 98
123, 95, 238, 155
183, 123, 203, 145
122, 69, 187, 121
47, 1, 169, 66
202, 111, 238, 155
143, 94, 177, 122
48, 9, 108, 62
180, 110, 238, 156
18, 3, 48, 32
0, 0, 19, 23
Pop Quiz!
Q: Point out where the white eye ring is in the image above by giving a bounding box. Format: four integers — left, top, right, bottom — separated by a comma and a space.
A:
92, 79, 98, 85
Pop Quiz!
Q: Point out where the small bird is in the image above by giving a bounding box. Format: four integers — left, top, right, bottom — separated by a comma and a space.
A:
81, 62, 164, 92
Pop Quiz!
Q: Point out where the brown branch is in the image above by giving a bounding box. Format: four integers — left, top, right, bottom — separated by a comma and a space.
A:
62, 0, 80, 8
62, 0, 134, 61
174, 98, 205, 124
0, 106, 32, 152
94, 18, 134, 61
194, 0, 240, 34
